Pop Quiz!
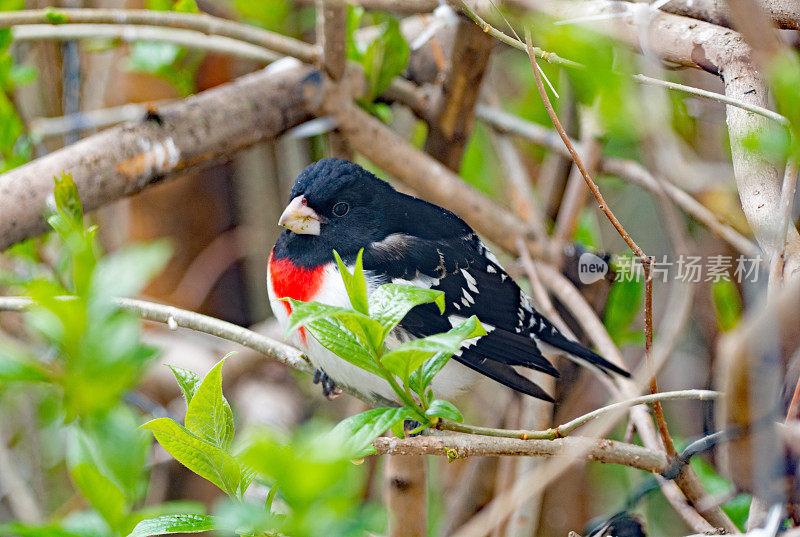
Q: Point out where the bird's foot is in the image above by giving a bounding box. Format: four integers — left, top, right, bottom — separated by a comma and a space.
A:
312, 368, 342, 400
403, 419, 424, 437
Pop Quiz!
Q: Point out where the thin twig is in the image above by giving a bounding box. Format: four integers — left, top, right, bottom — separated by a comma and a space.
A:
12, 24, 280, 63
632, 74, 789, 127
0, 296, 391, 408
461, 2, 789, 126
524, 26, 708, 528
0, 8, 315, 62
439, 390, 720, 439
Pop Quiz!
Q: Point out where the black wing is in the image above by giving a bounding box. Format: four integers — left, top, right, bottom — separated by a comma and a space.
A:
364, 232, 629, 401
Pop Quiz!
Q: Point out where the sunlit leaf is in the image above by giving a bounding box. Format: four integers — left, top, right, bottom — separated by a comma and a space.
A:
141, 418, 251, 498
168, 365, 202, 406
381, 315, 485, 379
333, 249, 368, 315
326, 406, 416, 458
127, 514, 215, 537
425, 399, 463, 422
368, 283, 444, 337
184, 356, 234, 451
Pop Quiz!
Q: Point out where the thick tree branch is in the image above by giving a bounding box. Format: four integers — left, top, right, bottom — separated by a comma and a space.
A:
0, 63, 317, 251
424, 18, 494, 170
641, 0, 800, 30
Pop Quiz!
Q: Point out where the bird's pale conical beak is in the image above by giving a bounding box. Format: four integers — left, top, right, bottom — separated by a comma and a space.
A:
278, 195, 322, 235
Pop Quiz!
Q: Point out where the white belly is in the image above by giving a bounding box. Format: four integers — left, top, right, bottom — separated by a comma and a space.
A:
267, 263, 479, 402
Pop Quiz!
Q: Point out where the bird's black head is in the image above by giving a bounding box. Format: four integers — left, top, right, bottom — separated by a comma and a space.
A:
274, 158, 396, 267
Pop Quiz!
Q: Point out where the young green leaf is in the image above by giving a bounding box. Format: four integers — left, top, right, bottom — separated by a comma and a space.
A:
380, 315, 486, 380
712, 279, 742, 332
51, 172, 83, 231
127, 514, 215, 537
425, 400, 463, 422
141, 418, 251, 498
69, 463, 128, 529
326, 406, 416, 458
300, 316, 382, 376
283, 298, 384, 354
332, 249, 368, 315
360, 16, 409, 102
0, 342, 48, 382
168, 365, 202, 406
409, 352, 450, 395
43, 7, 69, 23
184, 356, 234, 451
368, 283, 444, 337
345, 5, 365, 61
88, 241, 171, 305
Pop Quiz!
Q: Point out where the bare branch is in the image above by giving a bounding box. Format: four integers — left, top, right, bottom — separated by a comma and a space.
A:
12, 23, 280, 63
0, 63, 317, 250
424, 18, 494, 170
638, 0, 800, 30
0, 8, 316, 62
0, 296, 395, 408
372, 435, 668, 472
317, 0, 347, 80
384, 455, 427, 537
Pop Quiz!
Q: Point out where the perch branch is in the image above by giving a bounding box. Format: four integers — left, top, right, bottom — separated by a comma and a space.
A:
372, 435, 668, 472
0, 296, 394, 408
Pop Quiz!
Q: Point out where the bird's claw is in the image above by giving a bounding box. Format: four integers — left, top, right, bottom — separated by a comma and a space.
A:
313, 368, 342, 400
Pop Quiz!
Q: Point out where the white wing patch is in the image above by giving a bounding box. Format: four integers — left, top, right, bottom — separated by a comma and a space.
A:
460, 269, 479, 293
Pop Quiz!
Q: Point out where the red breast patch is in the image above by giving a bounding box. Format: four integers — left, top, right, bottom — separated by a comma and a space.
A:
269, 251, 325, 343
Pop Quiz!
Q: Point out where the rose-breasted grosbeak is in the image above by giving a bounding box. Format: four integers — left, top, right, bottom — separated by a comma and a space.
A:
268, 158, 629, 402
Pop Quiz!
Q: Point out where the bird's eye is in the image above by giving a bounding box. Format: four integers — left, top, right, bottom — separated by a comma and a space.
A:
332, 202, 349, 217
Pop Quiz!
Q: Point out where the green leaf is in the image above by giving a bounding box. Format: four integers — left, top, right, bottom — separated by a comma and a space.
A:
425, 400, 463, 422
44, 7, 69, 23
345, 5, 365, 61
360, 16, 409, 102
168, 365, 202, 406
284, 299, 381, 373
184, 355, 234, 451
0, 523, 85, 537
381, 315, 486, 379
0, 342, 48, 382
52, 172, 83, 230
712, 279, 742, 332
77, 407, 151, 503
369, 283, 444, 337
302, 316, 382, 375
173, 0, 199, 13
89, 241, 171, 303
333, 249, 368, 315
69, 462, 128, 529
326, 407, 416, 458
409, 353, 449, 395
141, 418, 250, 498
127, 514, 215, 537
603, 263, 644, 346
